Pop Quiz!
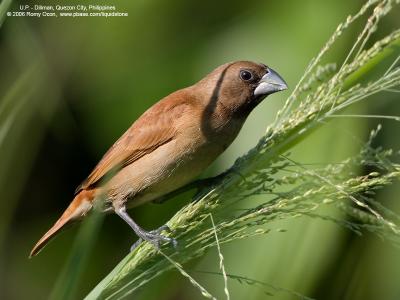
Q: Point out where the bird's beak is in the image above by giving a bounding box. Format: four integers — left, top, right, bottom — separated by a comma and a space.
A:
254, 67, 288, 97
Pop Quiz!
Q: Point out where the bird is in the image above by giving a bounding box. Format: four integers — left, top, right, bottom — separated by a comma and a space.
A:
29, 61, 287, 257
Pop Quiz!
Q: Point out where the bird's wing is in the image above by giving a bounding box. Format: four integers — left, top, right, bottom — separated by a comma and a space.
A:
76, 99, 190, 193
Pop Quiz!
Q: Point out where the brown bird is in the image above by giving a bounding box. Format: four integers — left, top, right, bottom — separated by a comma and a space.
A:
30, 61, 287, 257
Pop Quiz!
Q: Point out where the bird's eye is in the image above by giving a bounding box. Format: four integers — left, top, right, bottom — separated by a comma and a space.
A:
239, 70, 253, 81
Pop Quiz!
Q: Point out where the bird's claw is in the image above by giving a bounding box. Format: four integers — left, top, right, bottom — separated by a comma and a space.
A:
153, 225, 172, 234
130, 225, 177, 252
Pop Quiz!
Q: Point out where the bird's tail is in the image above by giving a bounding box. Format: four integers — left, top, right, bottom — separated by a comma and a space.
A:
29, 189, 96, 258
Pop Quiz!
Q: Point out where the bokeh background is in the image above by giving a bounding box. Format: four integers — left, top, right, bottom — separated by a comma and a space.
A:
0, 0, 399, 299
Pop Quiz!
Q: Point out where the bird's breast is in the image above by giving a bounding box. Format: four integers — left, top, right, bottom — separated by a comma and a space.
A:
105, 114, 245, 208
105, 131, 223, 208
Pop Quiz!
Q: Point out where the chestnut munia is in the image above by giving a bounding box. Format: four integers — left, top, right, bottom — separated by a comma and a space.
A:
30, 61, 287, 257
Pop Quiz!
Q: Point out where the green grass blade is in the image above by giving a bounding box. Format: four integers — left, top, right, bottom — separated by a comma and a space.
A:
50, 212, 104, 300
0, 0, 12, 28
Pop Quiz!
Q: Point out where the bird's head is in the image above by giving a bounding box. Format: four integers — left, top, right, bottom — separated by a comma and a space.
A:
195, 61, 287, 117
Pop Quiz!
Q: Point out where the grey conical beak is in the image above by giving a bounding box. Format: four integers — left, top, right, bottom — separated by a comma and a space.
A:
254, 67, 288, 97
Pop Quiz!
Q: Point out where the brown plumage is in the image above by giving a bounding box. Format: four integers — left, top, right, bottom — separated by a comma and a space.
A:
30, 61, 287, 257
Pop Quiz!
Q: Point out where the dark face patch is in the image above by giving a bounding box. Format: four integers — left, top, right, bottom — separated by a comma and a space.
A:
217, 61, 269, 114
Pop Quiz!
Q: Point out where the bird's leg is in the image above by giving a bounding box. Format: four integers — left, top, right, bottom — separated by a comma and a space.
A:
115, 206, 177, 251
152, 170, 230, 204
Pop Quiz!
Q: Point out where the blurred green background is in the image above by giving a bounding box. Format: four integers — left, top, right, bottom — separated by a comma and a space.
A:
0, 0, 399, 299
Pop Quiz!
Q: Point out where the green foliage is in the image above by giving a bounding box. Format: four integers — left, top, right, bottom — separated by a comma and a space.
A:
85, 1, 400, 299
0, 0, 12, 28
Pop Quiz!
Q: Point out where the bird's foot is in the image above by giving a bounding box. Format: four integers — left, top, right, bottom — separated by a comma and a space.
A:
130, 225, 177, 252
